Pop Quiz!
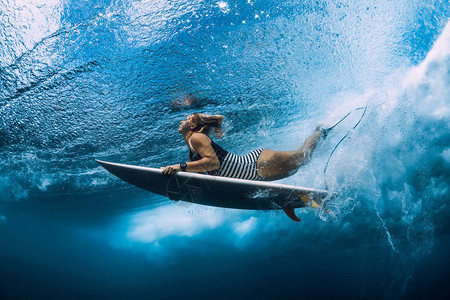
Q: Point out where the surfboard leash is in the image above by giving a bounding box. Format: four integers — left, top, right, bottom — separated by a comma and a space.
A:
322, 100, 370, 191
322, 92, 390, 191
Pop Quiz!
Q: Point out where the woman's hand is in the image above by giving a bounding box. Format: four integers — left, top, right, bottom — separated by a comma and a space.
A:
161, 164, 181, 175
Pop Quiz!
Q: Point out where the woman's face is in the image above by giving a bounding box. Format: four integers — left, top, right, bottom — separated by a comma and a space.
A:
178, 115, 194, 134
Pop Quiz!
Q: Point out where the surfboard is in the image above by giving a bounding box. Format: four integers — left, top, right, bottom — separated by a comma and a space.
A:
96, 160, 334, 221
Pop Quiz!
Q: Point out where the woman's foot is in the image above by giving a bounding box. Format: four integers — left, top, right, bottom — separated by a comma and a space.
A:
316, 123, 332, 138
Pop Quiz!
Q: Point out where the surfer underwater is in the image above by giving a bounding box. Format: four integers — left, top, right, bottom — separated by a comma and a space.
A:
162, 113, 330, 181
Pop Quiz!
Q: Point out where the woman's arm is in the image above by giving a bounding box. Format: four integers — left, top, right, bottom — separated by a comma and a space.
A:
162, 133, 220, 175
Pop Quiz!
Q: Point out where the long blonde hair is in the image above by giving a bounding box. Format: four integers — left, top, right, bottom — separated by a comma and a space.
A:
190, 113, 224, 137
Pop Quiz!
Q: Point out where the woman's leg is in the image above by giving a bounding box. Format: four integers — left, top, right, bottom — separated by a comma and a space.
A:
256, 129, 323, 180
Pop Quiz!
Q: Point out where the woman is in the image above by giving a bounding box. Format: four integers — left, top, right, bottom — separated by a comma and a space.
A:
162, 113, 329, 180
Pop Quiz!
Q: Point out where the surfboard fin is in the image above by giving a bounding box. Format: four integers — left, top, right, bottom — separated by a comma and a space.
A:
283, 207, 301, 222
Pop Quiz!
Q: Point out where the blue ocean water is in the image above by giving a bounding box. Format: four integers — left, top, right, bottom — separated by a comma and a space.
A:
1, 0, 449, 298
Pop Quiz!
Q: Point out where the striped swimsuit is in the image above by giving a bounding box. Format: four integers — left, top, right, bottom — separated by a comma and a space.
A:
189, 139, 264, 181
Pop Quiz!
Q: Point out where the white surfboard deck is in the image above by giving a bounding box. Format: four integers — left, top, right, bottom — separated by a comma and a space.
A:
97, 160, 334, 221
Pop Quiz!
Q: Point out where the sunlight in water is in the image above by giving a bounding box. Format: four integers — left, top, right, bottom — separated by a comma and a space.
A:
0, 0, 62, 66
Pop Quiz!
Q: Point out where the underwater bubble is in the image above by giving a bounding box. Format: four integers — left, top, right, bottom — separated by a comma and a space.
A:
217, 1, 230, 14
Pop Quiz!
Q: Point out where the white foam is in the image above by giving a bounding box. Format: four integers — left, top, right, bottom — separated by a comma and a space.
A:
405, 22, 450, 121
126, 204, 227, 243
232, 217, 257, 237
